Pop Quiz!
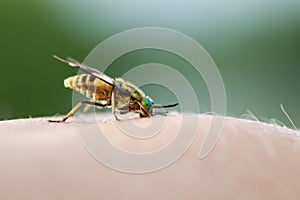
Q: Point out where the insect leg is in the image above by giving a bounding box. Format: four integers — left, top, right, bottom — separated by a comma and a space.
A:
151, 112, 168, 116
48, 100, 107, 123
136, 101, 150, 116
111, 92, 119, 121
82, 104, 91, 113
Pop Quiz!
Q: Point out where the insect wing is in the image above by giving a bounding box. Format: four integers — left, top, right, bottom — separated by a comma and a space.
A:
53, 55, 115, 87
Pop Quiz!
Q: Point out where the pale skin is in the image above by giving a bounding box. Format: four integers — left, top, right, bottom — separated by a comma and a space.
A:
0, 114, 299, 200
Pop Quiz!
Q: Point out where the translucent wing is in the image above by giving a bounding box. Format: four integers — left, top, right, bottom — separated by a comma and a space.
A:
53, 55, 115, 87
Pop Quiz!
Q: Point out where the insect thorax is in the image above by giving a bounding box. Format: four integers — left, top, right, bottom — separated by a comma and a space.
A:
114, 78, 145, 101
113, 78, 149, 115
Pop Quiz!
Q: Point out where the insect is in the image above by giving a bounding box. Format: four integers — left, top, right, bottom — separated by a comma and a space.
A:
49, 55, 179, 123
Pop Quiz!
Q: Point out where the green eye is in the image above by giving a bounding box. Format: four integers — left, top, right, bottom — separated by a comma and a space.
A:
142, 97, 152, 110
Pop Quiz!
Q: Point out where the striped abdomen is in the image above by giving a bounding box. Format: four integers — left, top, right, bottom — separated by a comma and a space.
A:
64, 74, 113, 102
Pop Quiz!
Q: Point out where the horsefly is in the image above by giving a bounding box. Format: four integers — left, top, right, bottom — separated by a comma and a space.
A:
49, 55, 178, 123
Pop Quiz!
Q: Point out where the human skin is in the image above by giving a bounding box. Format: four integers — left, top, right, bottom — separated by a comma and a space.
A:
0, 114, 299, 200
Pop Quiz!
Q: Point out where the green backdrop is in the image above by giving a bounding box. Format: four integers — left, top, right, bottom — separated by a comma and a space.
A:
1, 0, 299, 128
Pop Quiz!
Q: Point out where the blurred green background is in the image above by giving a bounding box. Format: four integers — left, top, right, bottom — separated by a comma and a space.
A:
1, 0, 299, 127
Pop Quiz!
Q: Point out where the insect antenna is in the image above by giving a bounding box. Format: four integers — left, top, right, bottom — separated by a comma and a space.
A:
153, 103, 179, 109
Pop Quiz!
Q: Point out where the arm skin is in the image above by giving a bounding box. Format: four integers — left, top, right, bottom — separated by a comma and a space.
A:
0, 114, 299, 200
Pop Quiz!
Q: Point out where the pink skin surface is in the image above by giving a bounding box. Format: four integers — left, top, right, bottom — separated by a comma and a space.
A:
0, 114, 299, 200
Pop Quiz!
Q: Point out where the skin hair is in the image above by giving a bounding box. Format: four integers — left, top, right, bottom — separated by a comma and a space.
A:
0, 114, 299, 200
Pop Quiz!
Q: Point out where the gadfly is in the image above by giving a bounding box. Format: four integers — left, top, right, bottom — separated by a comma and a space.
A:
49, 56, 178, 122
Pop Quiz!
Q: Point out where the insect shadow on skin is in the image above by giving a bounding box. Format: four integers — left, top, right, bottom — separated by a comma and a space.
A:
49, 55, 179, 123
